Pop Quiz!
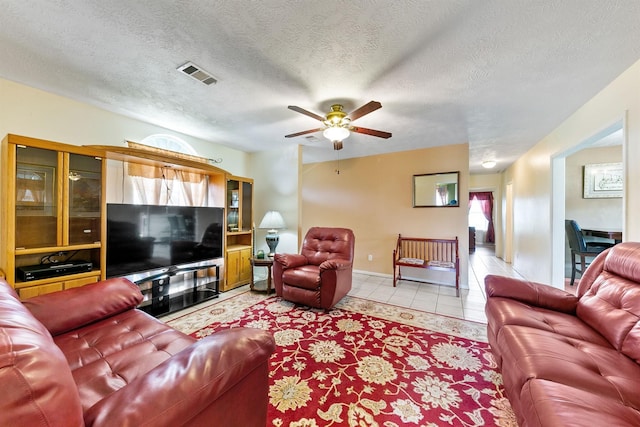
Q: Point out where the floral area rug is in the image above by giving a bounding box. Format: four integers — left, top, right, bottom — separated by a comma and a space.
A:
167, 293, 516, 427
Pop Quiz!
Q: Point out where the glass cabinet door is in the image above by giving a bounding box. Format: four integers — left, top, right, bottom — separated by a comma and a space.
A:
241, 181, 252, 231
68, 153, 102, 244
226, 179, 252, 232
226, 179, 240, 231
15, 146, 59, 249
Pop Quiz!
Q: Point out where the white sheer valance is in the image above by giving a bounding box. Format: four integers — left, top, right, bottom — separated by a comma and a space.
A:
125, 164, 207, 206
123, 141, 209, 206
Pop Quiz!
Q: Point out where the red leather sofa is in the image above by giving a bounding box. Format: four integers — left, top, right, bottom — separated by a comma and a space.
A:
273, 227, 355, 309
485, 242, 640, 427
0, 277, 275, 427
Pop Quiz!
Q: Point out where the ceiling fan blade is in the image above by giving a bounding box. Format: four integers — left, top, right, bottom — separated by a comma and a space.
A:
350, 126, 392, 139
285, 128, 324, 138
288, 105, 326, 122
348, 101, 382, 121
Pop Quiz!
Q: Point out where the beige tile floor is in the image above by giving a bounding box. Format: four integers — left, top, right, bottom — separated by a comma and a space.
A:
162, 244, 522, 324
348, 244, 525, 323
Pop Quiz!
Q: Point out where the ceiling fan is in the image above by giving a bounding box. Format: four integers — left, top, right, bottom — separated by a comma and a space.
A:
285, 101, 392, 150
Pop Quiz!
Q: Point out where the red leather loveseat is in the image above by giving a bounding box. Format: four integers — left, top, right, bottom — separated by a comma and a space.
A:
0, 277, 275, 427
485, 242, 640, 426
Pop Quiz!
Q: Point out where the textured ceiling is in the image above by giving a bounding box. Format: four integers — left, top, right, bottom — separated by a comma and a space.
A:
1, 1, 638, 172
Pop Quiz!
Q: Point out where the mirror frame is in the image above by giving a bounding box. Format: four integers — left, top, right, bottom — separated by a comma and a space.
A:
412, 171, 460, 208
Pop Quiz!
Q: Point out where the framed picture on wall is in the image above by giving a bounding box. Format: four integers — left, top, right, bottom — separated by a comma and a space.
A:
583, 162, 623, 198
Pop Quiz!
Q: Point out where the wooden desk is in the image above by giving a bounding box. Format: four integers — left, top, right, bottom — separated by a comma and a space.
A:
250, 257, 273, 295
582, 228, 622, 243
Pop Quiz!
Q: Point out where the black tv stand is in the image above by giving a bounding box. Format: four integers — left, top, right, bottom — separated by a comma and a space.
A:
132, 263, 219, 317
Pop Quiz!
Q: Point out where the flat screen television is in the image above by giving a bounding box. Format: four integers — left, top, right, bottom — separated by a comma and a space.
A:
106, 204, 224, 278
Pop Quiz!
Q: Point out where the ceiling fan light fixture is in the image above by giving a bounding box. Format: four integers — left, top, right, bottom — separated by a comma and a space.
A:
482, 160, 497, 169
324, 104, 348, 125
285, 100, 390, 144
323, 126, 350, 142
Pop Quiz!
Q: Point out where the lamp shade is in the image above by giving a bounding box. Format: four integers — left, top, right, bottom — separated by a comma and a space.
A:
258, 211, 285, 231
323, 126, 350, 142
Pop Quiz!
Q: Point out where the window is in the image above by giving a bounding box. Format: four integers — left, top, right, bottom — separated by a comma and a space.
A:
469, 198, 489, 231
140, 134, 198, 155
129, 135, 207, 206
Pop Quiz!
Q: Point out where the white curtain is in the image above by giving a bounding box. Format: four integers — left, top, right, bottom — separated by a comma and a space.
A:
127, 164, 208, 206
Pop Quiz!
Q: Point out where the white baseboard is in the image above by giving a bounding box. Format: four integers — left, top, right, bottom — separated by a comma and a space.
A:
352, 269, 392, 278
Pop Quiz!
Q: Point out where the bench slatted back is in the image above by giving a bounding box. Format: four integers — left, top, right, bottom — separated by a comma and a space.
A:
396, 236, 458, 264
394, 235, 459, 295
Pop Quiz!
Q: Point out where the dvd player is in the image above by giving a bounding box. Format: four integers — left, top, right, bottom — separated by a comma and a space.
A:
17, 261, 93, 281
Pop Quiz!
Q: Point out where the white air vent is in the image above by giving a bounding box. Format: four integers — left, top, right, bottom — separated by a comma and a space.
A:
305, 135, 321, 142
177, 62, 218, 85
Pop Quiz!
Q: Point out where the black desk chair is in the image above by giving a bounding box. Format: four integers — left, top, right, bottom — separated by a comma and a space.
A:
565, 220, 615, 286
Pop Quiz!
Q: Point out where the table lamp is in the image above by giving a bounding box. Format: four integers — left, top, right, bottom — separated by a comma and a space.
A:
258, 211, 286, 256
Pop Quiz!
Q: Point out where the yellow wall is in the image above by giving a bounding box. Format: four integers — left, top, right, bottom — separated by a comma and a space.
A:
0, 78, 249, 177
302, 143, 469, 287
249, 146, 301, 256
503, 58, 640, 285
470, 173, 502, 189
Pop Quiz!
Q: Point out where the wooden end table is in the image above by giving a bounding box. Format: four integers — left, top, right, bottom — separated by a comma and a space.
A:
250, 257, 273, 295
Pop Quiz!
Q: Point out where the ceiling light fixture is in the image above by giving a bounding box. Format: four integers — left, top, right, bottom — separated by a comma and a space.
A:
286, 102, 391, 151
321, 104, 351, 150
323, 126, 350, 143
482, 160, 497, 169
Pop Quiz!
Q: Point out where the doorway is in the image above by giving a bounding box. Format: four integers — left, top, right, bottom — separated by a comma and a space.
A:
550, 119, 625, 287
469, 191, 495, 249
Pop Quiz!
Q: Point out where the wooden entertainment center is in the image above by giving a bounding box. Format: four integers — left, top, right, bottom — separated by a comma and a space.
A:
0, 134, 253, 307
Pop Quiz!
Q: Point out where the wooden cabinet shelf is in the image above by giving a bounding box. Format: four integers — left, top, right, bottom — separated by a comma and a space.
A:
15, 243, 101, 255
86, 144, 228, 176
14, 270, 101, 288
1, 134, 106, 299
226, 231, 252, 237
223, 176, 253, 291
224, 246, 252, 292
2, 135, 256, 299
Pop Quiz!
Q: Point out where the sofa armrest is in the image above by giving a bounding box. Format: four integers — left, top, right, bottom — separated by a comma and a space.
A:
319, 259, 352, 272
23, 278, 143, 336
485, 274, 578, 314
274, 253, 308, 269
85, 328, 275, 427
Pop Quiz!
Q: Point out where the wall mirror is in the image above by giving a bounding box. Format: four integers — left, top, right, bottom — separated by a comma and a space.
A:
413, 171, 459, 207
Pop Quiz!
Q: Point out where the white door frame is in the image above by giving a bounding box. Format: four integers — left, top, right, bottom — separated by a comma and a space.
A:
550, 118, 625, 288
504, 182, 513, 263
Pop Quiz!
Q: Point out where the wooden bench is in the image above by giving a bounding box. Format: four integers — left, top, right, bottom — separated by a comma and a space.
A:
392, 234, 460, 296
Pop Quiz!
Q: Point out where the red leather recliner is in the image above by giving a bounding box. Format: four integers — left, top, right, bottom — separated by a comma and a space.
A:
273, 227, 355, 309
